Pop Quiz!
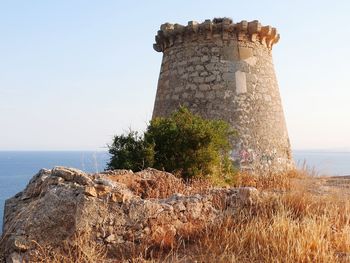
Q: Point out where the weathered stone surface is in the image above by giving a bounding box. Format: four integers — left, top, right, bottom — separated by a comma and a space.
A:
238, 46, 253, 59
236, 187, 260, 206
0, 167, 260, 261
5, 253, 22, 263
152, 17, 294, 173
235, 70, 247, 94
154, 19, 280, 52
84, 186, 97, 197
52, 166, 93, 185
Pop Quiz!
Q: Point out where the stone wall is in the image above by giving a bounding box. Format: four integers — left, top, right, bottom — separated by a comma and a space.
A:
152, 18, 294, 172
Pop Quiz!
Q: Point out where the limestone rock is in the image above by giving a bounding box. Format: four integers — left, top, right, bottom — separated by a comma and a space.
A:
236, 187, 260, 205
5, 253, 22, 263
84, 186, 97, 197
52, 166, 93, 185
0, 167, 259, 261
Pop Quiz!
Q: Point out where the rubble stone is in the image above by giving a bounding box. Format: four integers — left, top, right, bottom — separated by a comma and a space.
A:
0, 167, 260, 261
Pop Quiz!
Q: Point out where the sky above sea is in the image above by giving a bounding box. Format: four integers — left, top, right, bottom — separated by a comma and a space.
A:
0, 1, 350, 151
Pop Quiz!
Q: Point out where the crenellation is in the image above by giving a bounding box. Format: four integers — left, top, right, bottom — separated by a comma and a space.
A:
154, 18, 280, 53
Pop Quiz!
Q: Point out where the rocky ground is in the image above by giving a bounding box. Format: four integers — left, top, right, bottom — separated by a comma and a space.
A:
0, 167, 260, 262
291, 174, 350, 196
2, 167, 350, 263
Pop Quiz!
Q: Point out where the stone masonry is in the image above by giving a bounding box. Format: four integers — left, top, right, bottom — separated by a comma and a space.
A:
152, 18, 294, 172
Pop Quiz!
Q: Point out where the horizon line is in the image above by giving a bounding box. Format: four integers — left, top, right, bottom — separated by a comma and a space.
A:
0, 148, 350, 153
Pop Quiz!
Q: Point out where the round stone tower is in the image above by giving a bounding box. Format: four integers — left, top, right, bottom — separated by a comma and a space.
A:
152, 18, 294, 172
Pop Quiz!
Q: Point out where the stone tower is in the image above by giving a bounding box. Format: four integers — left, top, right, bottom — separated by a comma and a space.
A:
152, 18, 294, 172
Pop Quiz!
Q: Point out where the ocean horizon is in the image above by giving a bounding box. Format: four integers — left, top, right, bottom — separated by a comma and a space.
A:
1, 150, 350, 233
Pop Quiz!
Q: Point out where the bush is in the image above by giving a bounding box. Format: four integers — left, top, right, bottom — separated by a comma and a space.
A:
107, 107, 237, 182
106, 131, 154, 171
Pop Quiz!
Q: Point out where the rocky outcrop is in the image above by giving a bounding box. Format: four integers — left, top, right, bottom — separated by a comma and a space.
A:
0, 167, 259, 262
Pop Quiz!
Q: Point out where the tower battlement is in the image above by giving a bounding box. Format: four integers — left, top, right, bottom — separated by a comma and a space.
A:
154, 18, 280, 52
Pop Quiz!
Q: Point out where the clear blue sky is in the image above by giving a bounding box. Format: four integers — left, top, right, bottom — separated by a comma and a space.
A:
1, 0, 349, 151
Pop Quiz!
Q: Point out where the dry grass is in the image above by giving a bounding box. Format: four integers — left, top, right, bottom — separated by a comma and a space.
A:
107, 171, 213, 199
23, 170, 350, 262
130, 171, 350, 262
29, 232, 106, 263
174, 192, 350, 263
233, 169, 302, 191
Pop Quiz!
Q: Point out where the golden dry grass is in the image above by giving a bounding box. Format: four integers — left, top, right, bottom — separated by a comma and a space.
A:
173, 192, 350, 263
29, 232, 106, 263
107, 172, 213, 199
29, 170, 350, 263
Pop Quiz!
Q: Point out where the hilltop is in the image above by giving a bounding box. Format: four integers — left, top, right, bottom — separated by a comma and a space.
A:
1, 167, 350, 262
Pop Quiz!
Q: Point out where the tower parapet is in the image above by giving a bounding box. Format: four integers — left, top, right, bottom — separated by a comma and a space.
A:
154, 19, 280, 52
152, 17, 294, 173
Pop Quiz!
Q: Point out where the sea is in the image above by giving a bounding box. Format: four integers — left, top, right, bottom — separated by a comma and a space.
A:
0, 150, 350, 233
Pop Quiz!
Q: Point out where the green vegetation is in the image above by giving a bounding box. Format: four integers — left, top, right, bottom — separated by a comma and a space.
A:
106, 131, 154, 172
107, 107, 236, 182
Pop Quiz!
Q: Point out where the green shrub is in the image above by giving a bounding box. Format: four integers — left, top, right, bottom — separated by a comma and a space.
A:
145, 107, 236, 181
106, 131, 154, 171
107, 107, 237, 183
